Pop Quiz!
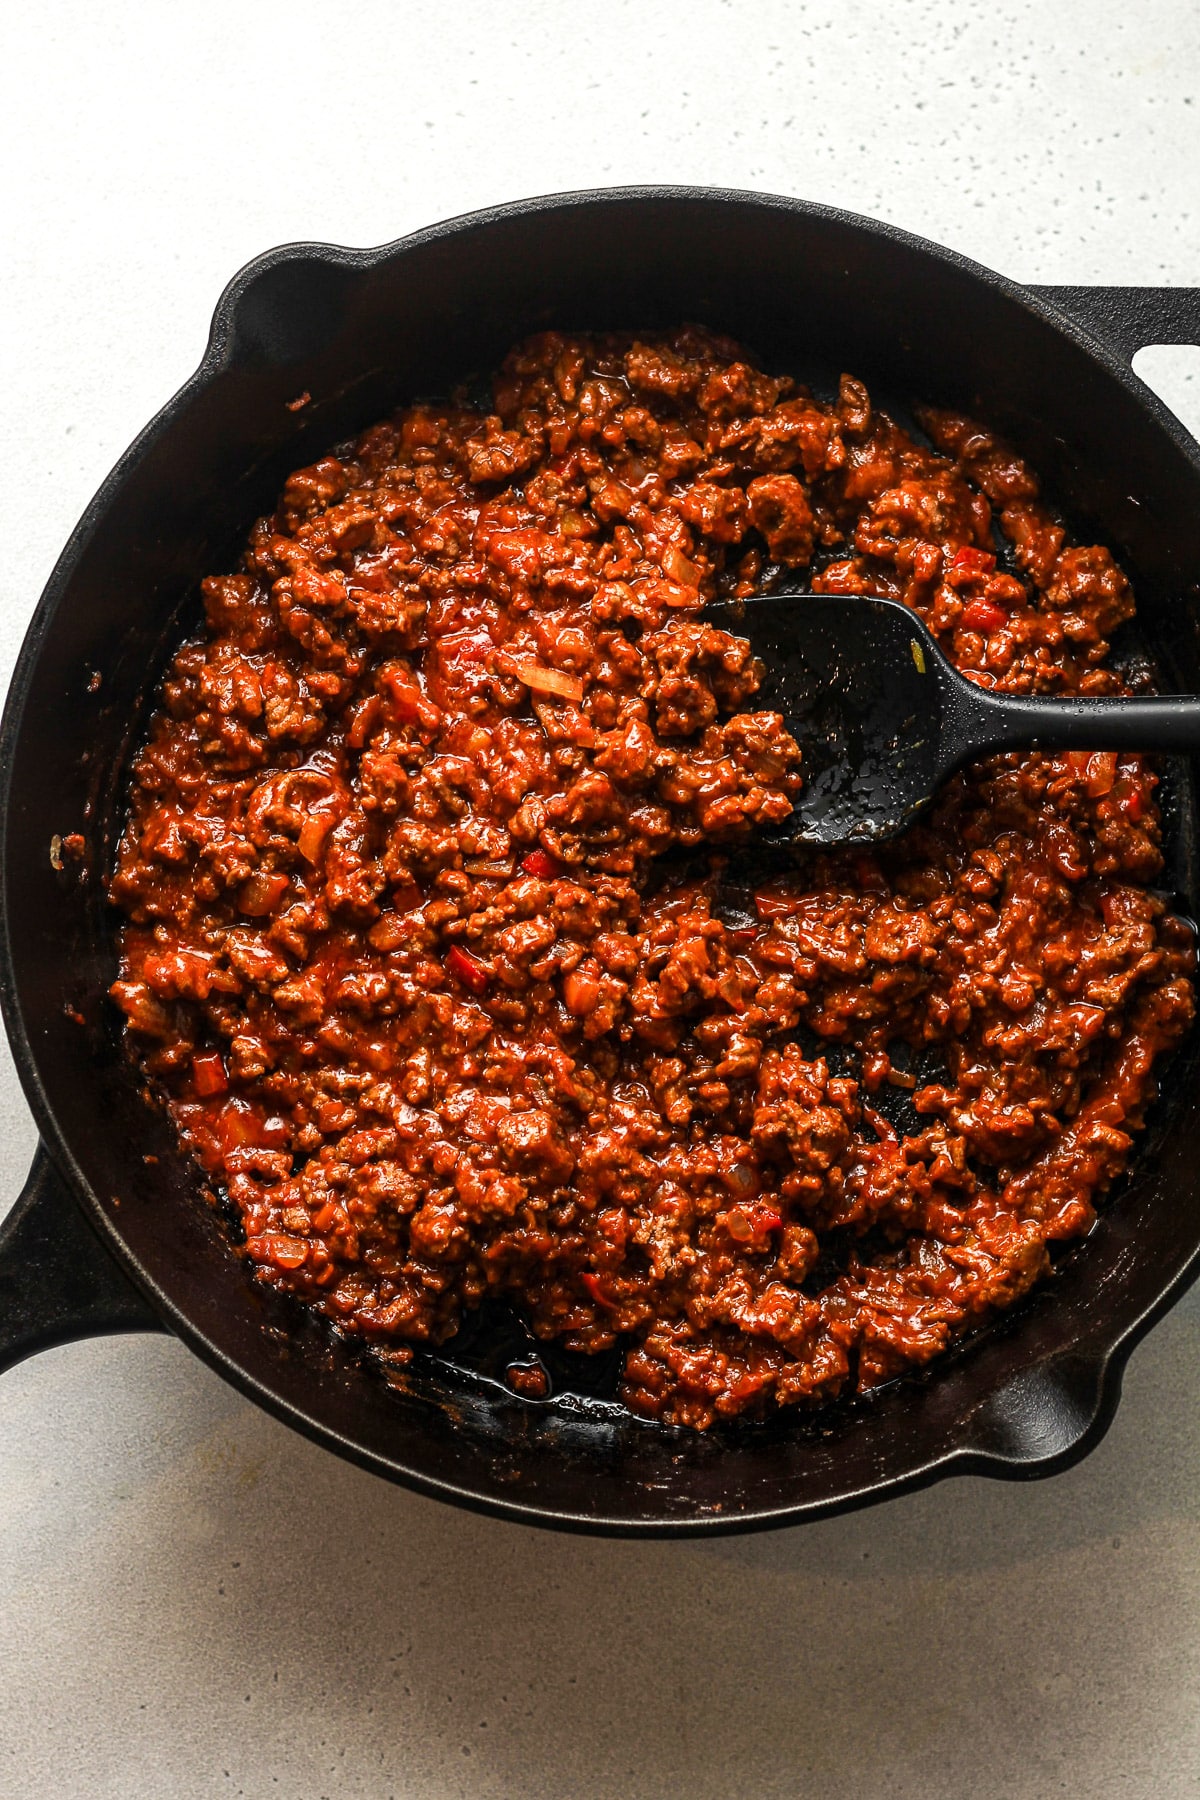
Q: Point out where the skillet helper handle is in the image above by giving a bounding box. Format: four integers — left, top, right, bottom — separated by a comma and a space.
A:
1029, 286, 1200, 362
964, 690, 1200, 757
0, 1146, 163, 1376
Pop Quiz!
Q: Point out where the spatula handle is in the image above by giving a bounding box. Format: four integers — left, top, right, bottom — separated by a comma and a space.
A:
965, 690, 1200, 755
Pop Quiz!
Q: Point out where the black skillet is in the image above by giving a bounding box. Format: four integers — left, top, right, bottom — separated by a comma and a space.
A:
2, 188, 1199, 1536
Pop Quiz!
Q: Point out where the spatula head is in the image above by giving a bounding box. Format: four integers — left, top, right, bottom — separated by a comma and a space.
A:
707, 592, 955, 844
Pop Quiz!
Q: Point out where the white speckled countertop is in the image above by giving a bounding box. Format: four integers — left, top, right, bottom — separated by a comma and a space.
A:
4, 4, 1200, 1794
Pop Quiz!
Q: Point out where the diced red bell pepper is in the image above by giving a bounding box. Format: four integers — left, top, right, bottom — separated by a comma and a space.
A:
960, 597, 1007, 634
521, 848, 562, 880
581, 1271, 619, 1311
245, 1232, 308, 1271
1121, 782, 1145, 821
951, 545, 997, 574
191, 1049, 228, 1097
445, 944, 491, 995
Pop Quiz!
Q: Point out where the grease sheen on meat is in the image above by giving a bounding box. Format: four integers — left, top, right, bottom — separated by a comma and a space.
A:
111, 329, 1195, 1428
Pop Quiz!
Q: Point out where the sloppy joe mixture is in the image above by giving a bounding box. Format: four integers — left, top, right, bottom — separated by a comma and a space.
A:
110, 328, 1195, 1428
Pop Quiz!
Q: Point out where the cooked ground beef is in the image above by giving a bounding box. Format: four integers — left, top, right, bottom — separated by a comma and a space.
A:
110, 327, 1195, 1428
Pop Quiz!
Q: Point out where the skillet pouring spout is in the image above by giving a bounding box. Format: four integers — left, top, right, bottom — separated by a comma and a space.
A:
709, 591, 1200, 844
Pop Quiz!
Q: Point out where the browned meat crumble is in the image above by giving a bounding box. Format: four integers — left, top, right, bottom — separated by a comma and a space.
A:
111, 328, 1195, 1428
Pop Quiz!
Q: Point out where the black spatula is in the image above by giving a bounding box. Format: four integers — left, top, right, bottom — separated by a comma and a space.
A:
708, 591, 1200, 845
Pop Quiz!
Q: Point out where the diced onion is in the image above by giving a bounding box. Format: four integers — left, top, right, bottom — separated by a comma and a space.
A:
297, 815, 334, 863
661, 545, 701, 586
513, 659, 584, 702
463, 858, 514, 876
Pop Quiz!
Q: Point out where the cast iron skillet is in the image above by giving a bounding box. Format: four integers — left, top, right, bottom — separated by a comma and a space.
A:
2, 187, 1199, 1536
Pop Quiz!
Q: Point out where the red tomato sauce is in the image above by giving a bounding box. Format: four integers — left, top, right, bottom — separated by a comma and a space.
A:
110, 329, 1194, 1428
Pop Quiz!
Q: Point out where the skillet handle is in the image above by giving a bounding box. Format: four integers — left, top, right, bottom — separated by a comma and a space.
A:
1029, 285, 1200, 362
0, 1146, 164, 1376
